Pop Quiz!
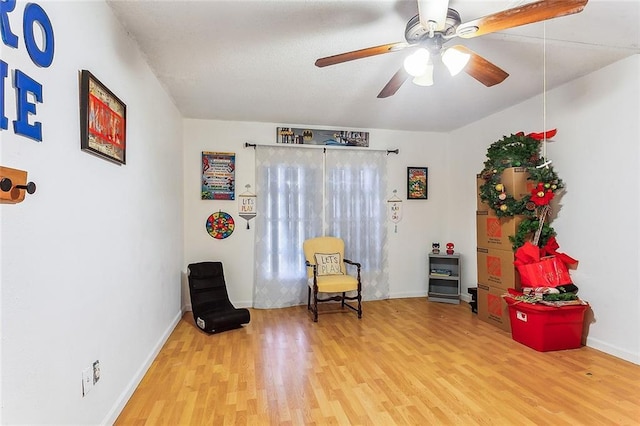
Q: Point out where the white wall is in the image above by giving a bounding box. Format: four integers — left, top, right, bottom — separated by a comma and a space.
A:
1, 1, 183, 424
2, 3, 637, 424
450, 55, 640, 364
182, 120, 451, 307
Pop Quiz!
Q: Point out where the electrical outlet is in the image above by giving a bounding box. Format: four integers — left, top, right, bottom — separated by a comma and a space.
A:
82, 366, 93, 397
93, 360, 100, 385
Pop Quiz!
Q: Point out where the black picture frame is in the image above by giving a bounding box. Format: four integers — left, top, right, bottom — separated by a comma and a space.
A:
80, 70, 127, 165
407, 167, 428, 200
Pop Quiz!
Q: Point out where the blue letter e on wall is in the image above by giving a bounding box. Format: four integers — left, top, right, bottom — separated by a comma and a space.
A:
13, 69, 43, 141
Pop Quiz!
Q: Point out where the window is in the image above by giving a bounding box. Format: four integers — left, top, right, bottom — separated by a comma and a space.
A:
253, 146, 388, 308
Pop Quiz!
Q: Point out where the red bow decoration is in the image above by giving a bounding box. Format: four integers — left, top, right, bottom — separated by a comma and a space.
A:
514, 237, 578, 268
541, 236, 579, 268
515, 129, 557, 140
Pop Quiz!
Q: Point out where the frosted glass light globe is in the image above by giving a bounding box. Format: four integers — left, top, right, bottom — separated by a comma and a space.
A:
403, 48, 430, 77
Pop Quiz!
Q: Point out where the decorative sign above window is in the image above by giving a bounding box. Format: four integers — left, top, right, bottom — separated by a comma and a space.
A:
276, 127, 369, 147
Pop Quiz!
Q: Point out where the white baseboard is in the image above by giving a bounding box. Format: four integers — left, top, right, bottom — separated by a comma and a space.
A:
102, 309, 183, 425
586, 336, 640, 365
183, 300, 253, 311
388, 291, 427, 299
388, 291, 473, 304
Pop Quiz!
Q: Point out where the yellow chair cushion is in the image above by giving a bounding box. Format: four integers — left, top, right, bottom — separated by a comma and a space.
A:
308, 274, 358, 293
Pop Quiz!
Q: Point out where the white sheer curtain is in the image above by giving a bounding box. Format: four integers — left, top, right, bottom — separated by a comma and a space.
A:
326, 149, 389, 300
253, 146, 323, 308
253, 146, 389, 308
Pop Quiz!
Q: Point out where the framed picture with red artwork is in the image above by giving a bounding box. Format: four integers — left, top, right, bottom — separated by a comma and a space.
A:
80, 70, 127, 165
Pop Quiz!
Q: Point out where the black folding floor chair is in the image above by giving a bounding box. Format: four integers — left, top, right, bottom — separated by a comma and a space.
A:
187, 261, 250, 333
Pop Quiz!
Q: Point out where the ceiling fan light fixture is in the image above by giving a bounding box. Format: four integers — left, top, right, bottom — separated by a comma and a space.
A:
314, 1, 589, 98
412, 64, 434, 86
442, 48, 471, 76
403, 48, 430, 77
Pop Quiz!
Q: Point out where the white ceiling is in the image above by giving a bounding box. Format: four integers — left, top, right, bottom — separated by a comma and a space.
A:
107, 0, 639, 132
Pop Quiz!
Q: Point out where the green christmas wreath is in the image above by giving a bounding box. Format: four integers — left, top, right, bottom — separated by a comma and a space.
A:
478, 131, 563, 250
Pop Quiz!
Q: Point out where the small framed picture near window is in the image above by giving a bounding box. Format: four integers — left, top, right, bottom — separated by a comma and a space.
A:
80, 70, 127, 165
407, 167, 428, 200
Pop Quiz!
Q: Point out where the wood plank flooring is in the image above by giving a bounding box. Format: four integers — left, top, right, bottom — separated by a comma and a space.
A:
115, 298, 640, 425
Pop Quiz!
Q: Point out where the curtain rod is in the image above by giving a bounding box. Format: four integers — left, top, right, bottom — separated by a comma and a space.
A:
244, 142, 399, 155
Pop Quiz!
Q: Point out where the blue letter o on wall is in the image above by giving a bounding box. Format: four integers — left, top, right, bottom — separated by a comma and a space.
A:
23, 3, 54, 68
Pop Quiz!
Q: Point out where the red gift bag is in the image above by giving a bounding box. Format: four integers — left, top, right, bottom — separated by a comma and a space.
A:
516, 255, 572, 287
514, 241, 576, 288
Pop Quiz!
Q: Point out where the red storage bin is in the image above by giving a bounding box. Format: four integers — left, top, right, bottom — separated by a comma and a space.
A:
504, 297, 588, 352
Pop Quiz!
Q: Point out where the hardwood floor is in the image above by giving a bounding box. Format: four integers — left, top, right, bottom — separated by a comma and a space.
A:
115, 298, 640, 425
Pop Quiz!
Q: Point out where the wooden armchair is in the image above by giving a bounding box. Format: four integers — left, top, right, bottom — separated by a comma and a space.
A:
303, 236, 362, 322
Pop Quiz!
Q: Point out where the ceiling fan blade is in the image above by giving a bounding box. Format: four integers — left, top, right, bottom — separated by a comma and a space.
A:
457, 0, 589, 38
315, 42, 408, 68
417, 0, 450, 31
377, 68, 410, 98
449, 45, 509, 87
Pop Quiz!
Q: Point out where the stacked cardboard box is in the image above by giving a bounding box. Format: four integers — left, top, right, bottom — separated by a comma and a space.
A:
476, 168, 533, 332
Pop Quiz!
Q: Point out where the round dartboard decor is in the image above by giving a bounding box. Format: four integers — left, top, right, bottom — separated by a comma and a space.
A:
206, 211, 235, 239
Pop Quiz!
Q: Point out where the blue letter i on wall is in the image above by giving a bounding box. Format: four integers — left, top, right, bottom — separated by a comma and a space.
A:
0, 60, 7, 130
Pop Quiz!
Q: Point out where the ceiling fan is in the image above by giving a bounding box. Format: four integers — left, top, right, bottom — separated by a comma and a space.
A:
315, 0, 589, 98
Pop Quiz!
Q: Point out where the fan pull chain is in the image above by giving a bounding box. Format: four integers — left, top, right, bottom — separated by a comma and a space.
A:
542, 21, 547, 160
